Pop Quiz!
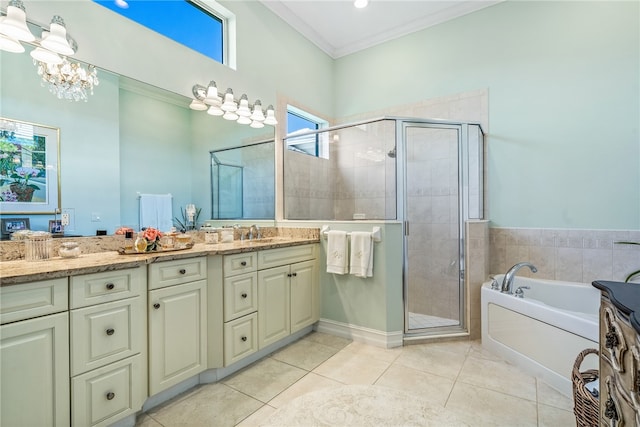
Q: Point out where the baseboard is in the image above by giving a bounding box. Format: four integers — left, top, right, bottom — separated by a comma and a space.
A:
316, 318, 403, 348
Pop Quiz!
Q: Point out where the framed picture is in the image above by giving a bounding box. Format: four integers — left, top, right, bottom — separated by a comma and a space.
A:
49, 219, 63, 234
0, 217, 30, 240
0, 117, 61, 214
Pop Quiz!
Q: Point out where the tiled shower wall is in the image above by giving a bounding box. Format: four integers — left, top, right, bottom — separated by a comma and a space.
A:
284, 89, 489, 222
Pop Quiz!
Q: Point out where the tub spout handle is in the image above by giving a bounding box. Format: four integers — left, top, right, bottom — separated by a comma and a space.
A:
514, 286, 531, 298
489, 275, 500, 291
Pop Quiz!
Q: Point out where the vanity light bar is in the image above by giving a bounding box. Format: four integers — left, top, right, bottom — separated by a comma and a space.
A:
190, 82, 277, 127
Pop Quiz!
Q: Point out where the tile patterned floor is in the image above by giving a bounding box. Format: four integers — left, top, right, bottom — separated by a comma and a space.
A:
136, 332, 576, 427
408, 312, 460, 329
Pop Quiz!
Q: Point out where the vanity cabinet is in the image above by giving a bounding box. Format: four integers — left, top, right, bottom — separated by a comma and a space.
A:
0, 278, 70, 427
148, 257, 207, 395
257, 245, 318, 349
69, 267, 146, 427
592, 280, 640, 427
222, 252, 258, 366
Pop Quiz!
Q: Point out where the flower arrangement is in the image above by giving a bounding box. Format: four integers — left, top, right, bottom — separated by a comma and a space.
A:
139, 227, 163, 252
9, 166, 41, 189
0, 166, 42, 202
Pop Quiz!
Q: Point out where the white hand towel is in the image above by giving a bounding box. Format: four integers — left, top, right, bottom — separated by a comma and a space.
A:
350, 231, 374, 278
326, 230, 348, 274
139, 193, 173, 231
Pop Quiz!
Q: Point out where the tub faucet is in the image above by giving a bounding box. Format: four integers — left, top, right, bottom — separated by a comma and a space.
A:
501, 262, 537, 294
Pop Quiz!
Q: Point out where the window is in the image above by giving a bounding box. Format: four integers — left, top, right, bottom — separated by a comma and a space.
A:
93, 0, 229, 65
285, 106, 329, 158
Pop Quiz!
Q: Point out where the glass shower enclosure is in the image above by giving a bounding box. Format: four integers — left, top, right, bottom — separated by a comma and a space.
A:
283, 118, 484, 337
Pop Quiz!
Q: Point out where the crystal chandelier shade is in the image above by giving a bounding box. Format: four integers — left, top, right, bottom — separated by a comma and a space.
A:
36, 58, 99, 102
0, 1, 98, 102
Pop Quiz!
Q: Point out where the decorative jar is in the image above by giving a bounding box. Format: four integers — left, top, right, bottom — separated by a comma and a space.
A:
59, 241, 81, 258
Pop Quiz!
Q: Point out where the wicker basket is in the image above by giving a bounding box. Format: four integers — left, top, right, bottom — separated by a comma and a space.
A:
572, 348, 599, 427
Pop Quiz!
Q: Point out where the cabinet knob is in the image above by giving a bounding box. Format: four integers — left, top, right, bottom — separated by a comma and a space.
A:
106, 283, 115, 290
106, 328, 115, 336
106, 392, 115, 401
153, 303, 160, 309
287, 273, 292, 277
240, 261, 247, 266
179, 269, 186, 274
241, 292, 248, 298
291, 272, 297, 277
241, 336, 247, 342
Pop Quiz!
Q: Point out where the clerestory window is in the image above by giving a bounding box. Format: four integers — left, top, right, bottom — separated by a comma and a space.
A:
93, 0, 233, 66
286, 105, 329, 159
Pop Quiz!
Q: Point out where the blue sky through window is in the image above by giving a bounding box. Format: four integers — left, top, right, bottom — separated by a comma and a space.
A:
93, 0, 223, 63
287, 112, 318, 135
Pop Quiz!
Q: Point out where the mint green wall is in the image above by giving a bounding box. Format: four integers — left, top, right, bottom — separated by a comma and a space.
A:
334, 1, 639, 230
118, 88, 193, 229
0, 51, 120, 236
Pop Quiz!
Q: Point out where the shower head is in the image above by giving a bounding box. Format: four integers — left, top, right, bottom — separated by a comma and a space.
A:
387, 147, 396, 158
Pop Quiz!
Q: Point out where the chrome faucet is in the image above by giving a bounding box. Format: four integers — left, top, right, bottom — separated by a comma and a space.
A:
501, 262, 537, 294
249, 224, 260, 240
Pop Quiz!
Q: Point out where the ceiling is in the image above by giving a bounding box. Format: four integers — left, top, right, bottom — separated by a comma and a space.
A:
259, 0, 503, 58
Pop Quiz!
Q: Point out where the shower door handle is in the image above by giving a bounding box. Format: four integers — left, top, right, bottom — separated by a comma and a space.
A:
404, 221, 410, 236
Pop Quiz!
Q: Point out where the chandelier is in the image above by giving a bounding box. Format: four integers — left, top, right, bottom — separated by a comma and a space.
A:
35, 58, 98, 102
190, 81, 277, 129
0, 0, 98, 102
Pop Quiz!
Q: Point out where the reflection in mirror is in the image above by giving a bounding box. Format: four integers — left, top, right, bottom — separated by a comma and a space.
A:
211, 141, 275, 220
1, 44, 275, 235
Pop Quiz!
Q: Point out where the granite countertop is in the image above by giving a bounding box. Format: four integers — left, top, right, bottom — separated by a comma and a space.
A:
0, 237, 319, 286
592, 280, 640, 334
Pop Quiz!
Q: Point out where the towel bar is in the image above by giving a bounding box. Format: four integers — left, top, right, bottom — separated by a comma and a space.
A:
320, 225, 382, 242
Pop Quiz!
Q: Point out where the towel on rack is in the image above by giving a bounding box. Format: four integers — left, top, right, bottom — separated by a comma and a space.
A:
139, 193, 173, 231
350, 231, 374, 278
326, 230, 349, 274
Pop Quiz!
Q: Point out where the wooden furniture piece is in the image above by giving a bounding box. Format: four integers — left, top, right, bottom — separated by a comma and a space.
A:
592, 280, 640, 426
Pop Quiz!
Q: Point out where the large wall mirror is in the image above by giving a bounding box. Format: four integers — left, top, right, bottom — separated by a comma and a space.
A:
0, 48, 275, 237
211, 141, 275, 220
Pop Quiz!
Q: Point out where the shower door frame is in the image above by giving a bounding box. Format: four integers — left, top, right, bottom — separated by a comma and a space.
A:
397, 119, 478, 337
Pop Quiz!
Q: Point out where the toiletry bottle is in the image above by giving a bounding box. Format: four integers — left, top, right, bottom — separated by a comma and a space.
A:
124, 230, 134, 250
134, 232, 147, 252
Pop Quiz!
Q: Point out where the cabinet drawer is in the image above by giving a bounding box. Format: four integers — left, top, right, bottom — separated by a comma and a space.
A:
257, 244, 317, 270
224, 272, 258, 322
224, 252, 257, 277
149, 257, 207, 290
70, 296, 144, 376
1, 278, 68, 324
71, 354, 145, 427
224, 312, 257, 366
71, 267, 145, 309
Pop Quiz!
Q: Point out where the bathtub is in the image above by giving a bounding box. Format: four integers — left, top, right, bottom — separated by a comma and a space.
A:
481, 274, 600, 397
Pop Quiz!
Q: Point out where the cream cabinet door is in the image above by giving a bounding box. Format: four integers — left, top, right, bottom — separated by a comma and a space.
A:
290, 260, 319, 333
71, 354, 144, 427
1, 312, 70, 427
258, 265, 290, 349
148, 280, 207, 395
